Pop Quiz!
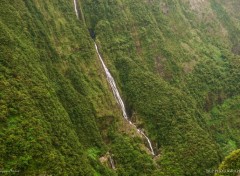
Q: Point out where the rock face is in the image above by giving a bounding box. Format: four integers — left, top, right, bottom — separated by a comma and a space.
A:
99, 152, 116, 170
189, 0, 205, 10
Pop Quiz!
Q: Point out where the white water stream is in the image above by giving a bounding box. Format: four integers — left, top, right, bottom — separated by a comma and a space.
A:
109, 155, 116, 170
74, 0, 79, 19
95, 44, 155, 156
73, 0, 155, 156
94, 44, 128, 120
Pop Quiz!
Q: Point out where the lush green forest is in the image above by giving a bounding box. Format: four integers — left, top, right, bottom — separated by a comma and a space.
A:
0, 0, 240, 175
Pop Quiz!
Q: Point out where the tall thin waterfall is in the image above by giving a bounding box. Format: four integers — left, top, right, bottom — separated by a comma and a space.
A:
94, 44, 128, 119
73, 1, 155, 156
95, 44, 155, 156
74, 0, 79, 19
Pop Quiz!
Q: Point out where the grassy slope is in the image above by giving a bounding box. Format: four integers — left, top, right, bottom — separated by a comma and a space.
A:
0, 0, 159, 175
1, 0, 240, 175
81, 0, 240, 175
0, 0, 119, 175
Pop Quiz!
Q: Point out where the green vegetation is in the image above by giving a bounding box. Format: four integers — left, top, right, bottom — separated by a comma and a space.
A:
215, 149, 240, 176
210, 96, 240, 156
0, 0, 240, 175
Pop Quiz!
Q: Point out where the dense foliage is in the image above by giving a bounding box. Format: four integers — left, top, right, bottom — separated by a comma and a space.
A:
215, 149, 240, 176
0, 0, 240, 175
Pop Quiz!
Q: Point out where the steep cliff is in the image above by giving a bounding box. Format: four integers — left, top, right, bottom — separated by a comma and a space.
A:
0, 0, 240, 175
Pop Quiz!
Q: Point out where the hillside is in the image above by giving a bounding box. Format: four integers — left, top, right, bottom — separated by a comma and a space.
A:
0, 0, 240, 175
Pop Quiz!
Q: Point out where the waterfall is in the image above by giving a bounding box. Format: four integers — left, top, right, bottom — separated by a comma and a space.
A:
109, 155, 116, 170
74, 0, 79, 19
94, 44, 128, 120
139, 130, 155, 155
95, 44, 155, 156
73, 2, 155, 156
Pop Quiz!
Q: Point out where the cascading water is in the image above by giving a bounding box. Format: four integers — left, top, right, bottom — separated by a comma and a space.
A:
73, 0, 155, 156
109, 155, 116, 170
95, 45, 155, 156
74, 0, 79, 19
94, 44, 128, 120
94, 44, 155, 155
